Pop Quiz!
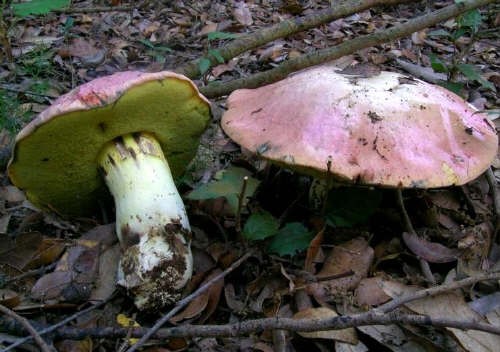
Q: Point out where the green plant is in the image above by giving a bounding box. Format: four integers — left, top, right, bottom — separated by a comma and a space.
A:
0, 89, 31, 134
428, 6, 496, 94
11, 0, 70, 17
16, 46, 56, 79
138, 39, 173, 63
198, 31, 238, 75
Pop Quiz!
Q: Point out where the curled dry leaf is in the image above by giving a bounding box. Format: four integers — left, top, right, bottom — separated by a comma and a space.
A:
0, 289, 20, 308
0, 214, 11, 234
402, 232, 459, 263
356, 324, 427, 352
380, 279, 500, 352
233, 1, 253, 26
293, 307, 358, 344
0, 185, 26, 203
170, 269, 224, 324
354, 277, 391, 307
224, 283, 246, 312
0, 232, 66, 271
31, 239, 100, 303
306, 237, 374, 302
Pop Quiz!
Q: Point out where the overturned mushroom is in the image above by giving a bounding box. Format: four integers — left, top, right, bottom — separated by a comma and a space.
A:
8, 71, 211, 309
221, 65, 497, 188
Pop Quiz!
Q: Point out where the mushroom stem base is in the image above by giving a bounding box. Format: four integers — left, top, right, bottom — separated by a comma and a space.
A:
98, 132, 193, 309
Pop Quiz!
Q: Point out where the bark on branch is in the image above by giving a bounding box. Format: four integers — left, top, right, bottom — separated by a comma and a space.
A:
200, 0, 495, 98
177, 0, 417, 78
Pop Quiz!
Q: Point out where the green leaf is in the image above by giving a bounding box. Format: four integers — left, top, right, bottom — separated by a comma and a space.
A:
198, 58, 212, 75
268, 223, 313, 256
187, 166, 260, 214
438, 80, 465, 96
456, 64, 496, 91
243, 211, 279, 240
427, 29, 450, 38
207, 31, 238, 41
12, 0, 70, 17
457, 9, 482, 33
429, 54, 448, 73
208, 49, 225, 64
325, 188, 382, 227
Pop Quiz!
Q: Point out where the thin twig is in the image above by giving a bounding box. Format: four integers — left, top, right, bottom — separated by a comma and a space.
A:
376, 271, 500, 313
126, 250, 255, 352
235, 176, 248, 233
397, 189, 436, 284
178, 0, 417, 78
13, 312, 500, 340
5, 262, 57, 285
0, 304, 53, 352
4, 272, 498, 341
486, 167, 500, 242
2, 296, 113, 352
200, 0, 495, 98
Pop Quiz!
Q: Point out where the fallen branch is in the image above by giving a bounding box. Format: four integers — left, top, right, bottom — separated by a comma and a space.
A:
376, 271, 500, 313
126, 250, 255, 352
177, 0, 417, 78
2, 271, 498, 343
5, 312, 498, 341
200, 0, 495, 98
1, 296, 112, 352
0, 304, 53, 352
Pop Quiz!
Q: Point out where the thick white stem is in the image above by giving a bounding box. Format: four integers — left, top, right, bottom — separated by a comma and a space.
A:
98, 132, 193, 310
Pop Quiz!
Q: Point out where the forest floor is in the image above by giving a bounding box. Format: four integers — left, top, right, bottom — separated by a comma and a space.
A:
0, 1, 499, 351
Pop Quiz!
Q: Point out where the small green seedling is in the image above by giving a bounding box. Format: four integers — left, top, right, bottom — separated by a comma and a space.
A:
198, 31, 238, 75
11, 0, 70, 17
428, 7, 496, 94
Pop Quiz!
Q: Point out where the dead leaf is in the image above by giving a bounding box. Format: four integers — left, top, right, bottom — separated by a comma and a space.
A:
31, 239, 100, 303
170, 269, 224, 323
0, 232, 65, 271
224, 283, 246, 311
304, 226, 324, 273
0, 289, 20, 308
55, 337, 93, 352
233, 1, 253, 26
0, 186, 26, 203
402, 232, 458, 263
0, 214, 11, 234
307, 237, 374, 302
380, 280, 500, 352
354, 277, 391, 306
89, 243, 119, 302
293, 307, 358, 344
356, 324, 428, 352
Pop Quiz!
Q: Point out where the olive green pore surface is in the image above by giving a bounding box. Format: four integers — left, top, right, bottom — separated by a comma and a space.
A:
9, 79, 211, 216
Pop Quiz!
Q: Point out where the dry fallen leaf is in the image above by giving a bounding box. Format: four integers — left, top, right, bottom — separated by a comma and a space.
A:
354, 277, 391, 306
380, 280, 500, 352
402, 232, 458, 263
233, 1, 253, 26
307, 237, 374, 302
170, 269, 224, 323
293, 307, 358, 344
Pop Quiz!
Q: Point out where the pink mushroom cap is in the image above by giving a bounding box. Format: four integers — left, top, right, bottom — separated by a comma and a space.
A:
222, 66, 498, 188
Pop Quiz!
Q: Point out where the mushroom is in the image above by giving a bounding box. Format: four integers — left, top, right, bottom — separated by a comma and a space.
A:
8, 71, 211, 309
221, 65, 497, 189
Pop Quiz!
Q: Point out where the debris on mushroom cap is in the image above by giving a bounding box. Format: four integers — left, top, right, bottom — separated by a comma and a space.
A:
222, 66, 498, 188
8, 71, 211, 215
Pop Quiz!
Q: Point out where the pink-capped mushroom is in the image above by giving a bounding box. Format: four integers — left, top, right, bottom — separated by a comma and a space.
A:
221, 65, 498, 188
8, 71, 211, 309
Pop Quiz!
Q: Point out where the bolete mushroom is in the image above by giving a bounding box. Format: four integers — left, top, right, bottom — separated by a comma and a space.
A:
8, 71, 211, 309
221, 65, 497, 188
